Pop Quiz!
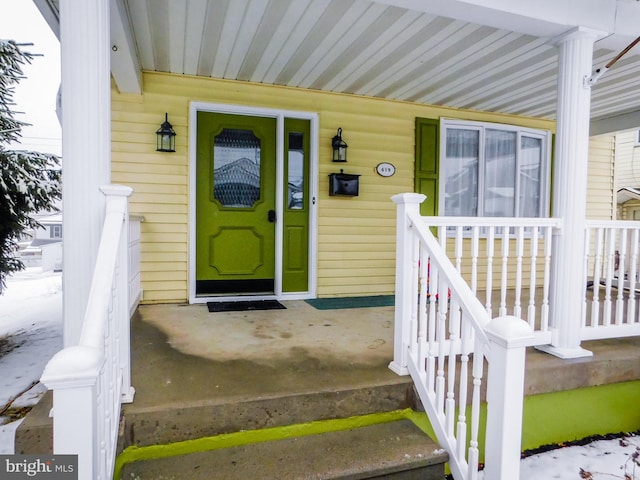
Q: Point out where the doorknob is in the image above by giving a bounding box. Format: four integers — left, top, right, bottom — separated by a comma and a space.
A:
268, 210, 276, 222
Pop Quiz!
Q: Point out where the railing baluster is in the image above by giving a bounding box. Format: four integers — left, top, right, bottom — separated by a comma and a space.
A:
418, 247, 429, 383
446, 280, 459, 439
435, 265, 446, 418
616, 229, 627, 325
541, 226, 552, 332
603, 228, 615, 326
591, 227, 604, 327
471, 226, 479, 296
486, 226, 495, 317
499, 227, 509, 317
455, 226, 463, 274
628, 229, 639, 325
514, 226, 524, 320
467, 337, 484, 480
427, 255, 438, 395
456, 317, 470, 467
582, 227, 591, 329
410, 231, 420, 357
439, 225, 447, 252
528, 226, 539, 329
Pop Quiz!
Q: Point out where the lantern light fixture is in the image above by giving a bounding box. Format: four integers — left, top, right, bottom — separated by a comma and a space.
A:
331, 127, 348, 162
156, 113, 176, 152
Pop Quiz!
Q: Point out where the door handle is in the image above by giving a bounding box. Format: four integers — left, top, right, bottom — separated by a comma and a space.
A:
268, 209, 276, 223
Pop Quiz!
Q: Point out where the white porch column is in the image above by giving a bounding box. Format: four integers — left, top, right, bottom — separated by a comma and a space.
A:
60, 0, 111, 346
541, 27, 603, 359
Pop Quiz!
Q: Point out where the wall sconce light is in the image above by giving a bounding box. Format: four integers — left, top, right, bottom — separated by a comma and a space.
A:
332, 127, 348, 162
156, 113, 176, 152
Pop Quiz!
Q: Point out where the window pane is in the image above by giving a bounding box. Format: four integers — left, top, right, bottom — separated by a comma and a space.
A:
287, 132, 304, 209
519, 136, 542, 217
213, 128, 261, 207
445, 129, 479, 216
484, 129, 516, 217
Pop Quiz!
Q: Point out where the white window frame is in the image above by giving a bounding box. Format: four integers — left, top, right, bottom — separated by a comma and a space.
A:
439, 119, 552, 218
50, 224, 62, 238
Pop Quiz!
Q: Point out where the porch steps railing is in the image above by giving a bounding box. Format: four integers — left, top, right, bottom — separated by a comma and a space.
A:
41, 185, 135, 480
391, 193, 535, 480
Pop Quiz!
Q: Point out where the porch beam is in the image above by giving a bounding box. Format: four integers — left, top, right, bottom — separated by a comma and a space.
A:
110, 0, 142, 94
372, 0, 622, 37
60, 0, 112, 346
540, 27, 605, 359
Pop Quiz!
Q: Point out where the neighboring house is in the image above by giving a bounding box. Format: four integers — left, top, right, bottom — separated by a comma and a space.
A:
18, 213, 63, 270
28, 1, 640, 479
613, 130, 640, 219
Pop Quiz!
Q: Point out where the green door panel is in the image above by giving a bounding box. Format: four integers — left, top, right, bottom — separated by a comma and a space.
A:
415, 117, 439, 216
196, 112, 277, 295
282, 118, 310, 293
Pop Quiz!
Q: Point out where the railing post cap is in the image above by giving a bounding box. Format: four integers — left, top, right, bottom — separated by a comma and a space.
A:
391, 192, 426, 205
485, 316, 535, 348
41, 345, 102, 389
100, 184, 133, 197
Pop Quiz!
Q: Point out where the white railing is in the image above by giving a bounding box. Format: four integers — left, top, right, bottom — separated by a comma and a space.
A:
423, 216, 562, 344
41, 185, 135, 480
391, 194, 535, 480
583, 221, 640, 340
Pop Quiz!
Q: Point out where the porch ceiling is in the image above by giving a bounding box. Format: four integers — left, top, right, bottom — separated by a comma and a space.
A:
35, 0, 640, 134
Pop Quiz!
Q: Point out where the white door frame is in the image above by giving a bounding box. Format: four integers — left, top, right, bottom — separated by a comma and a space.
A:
188, 102, 319, 304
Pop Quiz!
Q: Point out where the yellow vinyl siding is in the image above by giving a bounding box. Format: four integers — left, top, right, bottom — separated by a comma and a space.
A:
112, 72, 559, 302
586, 135, 615, 220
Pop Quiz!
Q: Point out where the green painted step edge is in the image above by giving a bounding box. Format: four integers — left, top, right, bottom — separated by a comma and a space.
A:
113, 409, 434, 480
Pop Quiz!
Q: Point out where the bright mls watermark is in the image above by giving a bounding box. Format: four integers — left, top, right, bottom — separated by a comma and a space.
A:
0, 455, 77, 479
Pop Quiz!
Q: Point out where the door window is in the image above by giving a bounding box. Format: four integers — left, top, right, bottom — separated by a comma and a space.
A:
287, 132, 305, 210
213, 128, 261, 208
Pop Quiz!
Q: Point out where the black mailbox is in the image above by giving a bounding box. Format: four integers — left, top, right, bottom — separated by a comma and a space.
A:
329, 171, 360, 197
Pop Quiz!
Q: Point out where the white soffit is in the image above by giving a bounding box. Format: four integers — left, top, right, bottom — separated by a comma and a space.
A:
33, 0, 640, 132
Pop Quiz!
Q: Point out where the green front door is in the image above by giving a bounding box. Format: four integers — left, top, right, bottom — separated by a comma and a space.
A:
196, 112, 277, 295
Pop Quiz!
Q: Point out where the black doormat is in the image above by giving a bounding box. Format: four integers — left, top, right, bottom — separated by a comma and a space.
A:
207, 300, 286, 312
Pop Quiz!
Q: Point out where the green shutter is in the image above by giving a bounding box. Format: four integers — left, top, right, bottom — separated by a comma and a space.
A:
415, 117, 439, 216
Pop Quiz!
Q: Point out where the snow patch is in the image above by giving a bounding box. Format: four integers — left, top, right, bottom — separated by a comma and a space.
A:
0, 268, 61, 453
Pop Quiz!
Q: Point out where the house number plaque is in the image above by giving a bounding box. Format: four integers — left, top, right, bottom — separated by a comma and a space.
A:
375, 162, 396, 177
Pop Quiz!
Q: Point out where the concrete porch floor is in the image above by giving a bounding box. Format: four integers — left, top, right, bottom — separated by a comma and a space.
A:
129, 299, 640, 402
129, 300, 404, 411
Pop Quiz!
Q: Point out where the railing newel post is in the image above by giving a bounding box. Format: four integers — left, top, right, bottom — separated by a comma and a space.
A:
483, 316, 534, 480
390, 193, 426, 375
41, 346, 102, 479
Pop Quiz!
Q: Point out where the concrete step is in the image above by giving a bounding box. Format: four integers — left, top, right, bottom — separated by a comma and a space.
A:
121, 381, 414, 449
119, 419, 448, 480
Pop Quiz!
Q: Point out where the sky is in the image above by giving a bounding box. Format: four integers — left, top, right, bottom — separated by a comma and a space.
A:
0, 0, 61, 156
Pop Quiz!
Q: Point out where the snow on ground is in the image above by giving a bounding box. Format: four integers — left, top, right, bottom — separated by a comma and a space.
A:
0, 269, 638, 478
0, 267, 62, 454
517, 436, 640, 480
